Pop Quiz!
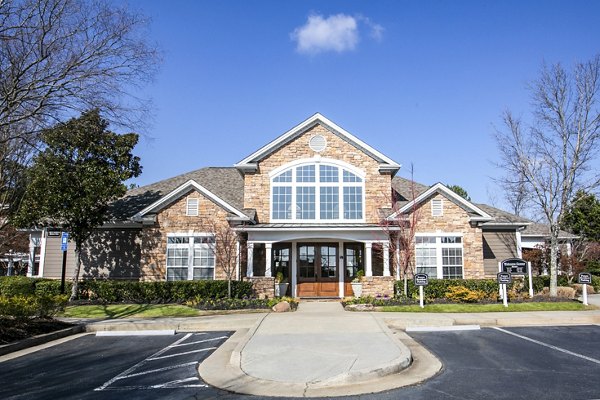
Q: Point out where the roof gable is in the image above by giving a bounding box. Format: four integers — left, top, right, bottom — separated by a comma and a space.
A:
234, 113, 401, 173
133, 180, 248, 220
387, 182, 493, 221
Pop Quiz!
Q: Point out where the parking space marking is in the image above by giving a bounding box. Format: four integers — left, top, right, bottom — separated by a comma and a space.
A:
493, 327, 600, 365
119, 361, 199, 379
95, 333, 193, 391
169, 335, 229, 347
147, 346, 216, 360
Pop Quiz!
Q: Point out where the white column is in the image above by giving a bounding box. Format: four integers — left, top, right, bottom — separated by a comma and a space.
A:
383, 242, 390, 277
516, 231, 522, 258
291, 242, 297, 297
395, 236, 401, 280
27, 235, 36, 277
365, 242, 373, 277
235, 240, 240, 281
265, 243, 272, 278
338, 241, 344, 297
246, 242, 254, 277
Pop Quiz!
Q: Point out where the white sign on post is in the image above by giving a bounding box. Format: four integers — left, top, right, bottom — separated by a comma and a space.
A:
579, 273, 592, 306
497, 272, 512, 308
414, 273, 429, 309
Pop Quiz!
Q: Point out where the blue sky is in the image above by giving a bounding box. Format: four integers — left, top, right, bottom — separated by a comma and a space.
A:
128, 0, 600, 210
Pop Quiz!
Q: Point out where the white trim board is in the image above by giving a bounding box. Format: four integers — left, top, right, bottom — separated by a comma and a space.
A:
234, 113, 401, 172
133, 180, 249, 220
387, 183, 493, 222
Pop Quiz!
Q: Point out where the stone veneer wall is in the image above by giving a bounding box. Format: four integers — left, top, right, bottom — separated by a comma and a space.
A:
140, 190, 232, 281
243, 124, 393, 224
360, 276, 395, 298
410, 193, 485, 279
244, 276, 275, 299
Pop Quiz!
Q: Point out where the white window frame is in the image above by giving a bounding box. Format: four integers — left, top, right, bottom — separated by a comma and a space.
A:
186, 198, 199, 216
431, 198, 443, 217
269, 158, 366, 223
165, 233, 216, 281
415, 234, 463, 279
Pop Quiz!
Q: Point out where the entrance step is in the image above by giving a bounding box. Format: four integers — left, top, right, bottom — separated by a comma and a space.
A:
299, 297, 343, 302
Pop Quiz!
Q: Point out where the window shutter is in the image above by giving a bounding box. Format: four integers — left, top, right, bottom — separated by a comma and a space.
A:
431, 199, 443, 216
187, 198, 199, 216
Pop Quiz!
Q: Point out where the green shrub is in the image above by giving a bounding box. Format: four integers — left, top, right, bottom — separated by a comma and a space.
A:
444, 286, 487, 303
0, 276, 40, 296
396, 279, 503, 300
190, 296, 298, 311
35, 280, 70, 296
0, 294, 68, 319
75, 280, 253, 303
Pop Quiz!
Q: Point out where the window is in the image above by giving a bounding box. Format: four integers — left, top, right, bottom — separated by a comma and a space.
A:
415, 235, 463, 279
431, 198, 443, 216
166, 235, 215, 281
270, 161, 364, 221
186, 198, 199, 216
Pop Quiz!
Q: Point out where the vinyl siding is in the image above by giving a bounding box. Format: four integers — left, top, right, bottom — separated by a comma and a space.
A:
482, 230, 518, 277
41, 234, 77, 279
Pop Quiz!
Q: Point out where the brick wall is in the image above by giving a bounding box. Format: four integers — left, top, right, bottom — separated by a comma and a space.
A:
140, 190, 233, 281
409, 193, 485, 279
243, 123, 392, 224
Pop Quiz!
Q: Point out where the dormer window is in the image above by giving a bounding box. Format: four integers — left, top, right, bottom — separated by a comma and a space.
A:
270, 160, 365, 222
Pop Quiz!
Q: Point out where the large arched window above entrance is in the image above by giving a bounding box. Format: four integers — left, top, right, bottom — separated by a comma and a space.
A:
270, 159, 365, 222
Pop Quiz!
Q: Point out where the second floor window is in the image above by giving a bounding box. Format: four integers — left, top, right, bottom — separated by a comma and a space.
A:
271, 162, 365, 221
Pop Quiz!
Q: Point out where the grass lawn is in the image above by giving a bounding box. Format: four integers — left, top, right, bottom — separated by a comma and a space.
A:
380, 302, 595, 313
60, 304, 201, 319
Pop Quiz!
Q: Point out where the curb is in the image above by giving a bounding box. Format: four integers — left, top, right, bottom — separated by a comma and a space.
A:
0, 325, 85, 356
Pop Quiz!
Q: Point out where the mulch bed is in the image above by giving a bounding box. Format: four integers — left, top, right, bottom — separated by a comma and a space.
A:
0, 318, 74, 345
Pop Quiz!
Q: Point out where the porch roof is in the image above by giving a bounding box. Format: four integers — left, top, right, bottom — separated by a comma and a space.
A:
241, 223, 394, 231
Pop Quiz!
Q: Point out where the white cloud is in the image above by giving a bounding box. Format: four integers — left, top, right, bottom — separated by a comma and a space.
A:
291, 14, 359, 55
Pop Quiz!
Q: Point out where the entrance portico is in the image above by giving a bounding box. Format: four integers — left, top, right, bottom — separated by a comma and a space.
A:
241, 224, 393, 298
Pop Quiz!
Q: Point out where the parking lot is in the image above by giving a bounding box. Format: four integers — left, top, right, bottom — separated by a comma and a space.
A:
0, 331, 234, 400
1, 325, 599, 399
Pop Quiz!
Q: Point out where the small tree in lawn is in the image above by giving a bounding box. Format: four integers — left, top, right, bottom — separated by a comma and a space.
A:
382, 166, 421, 297
202, 218, 241, 298
13, 110, 141, 300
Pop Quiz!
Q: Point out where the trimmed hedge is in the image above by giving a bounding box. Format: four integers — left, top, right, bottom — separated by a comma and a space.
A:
0, 277, 253, 303
396, 279, 505, 300
0, 294, 68, 319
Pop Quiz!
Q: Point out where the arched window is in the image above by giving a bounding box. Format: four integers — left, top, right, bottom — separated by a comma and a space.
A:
270, 160, 365, 222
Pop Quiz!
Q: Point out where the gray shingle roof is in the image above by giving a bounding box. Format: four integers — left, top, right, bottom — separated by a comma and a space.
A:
391, 176, 429, 208
109, 167, 244, 220
520, 222, 578, 239
476, 204, 531, 225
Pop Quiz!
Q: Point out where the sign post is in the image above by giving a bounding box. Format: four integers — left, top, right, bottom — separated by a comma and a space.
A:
414, 273, 429, 309
579, 272, 592, 306
497, 272, 512, 308
60, 232, 69, 294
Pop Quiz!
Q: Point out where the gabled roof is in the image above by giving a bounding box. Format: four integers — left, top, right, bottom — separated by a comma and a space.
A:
476, 204, 531, 226
520, 222, 578, 239
234, 113, 401, 173
108, 167, 246, 220
387, 182, 493, 222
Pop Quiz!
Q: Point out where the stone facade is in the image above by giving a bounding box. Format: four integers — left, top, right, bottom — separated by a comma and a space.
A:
244, 276, 275, 299
140, 190, 232, 281
408, 193, 485, 279
360, 276, 395, 298
243, 124, 392, 224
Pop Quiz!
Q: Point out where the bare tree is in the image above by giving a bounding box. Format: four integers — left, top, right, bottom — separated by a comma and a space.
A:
382, 165, 422, 296
0, 0, 159, 248
202, 219, 242, 299
494, 56, 600, 296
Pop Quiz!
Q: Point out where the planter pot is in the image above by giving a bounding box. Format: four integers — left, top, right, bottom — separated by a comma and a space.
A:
275, 283, 289, 297
351, 282, 362, 297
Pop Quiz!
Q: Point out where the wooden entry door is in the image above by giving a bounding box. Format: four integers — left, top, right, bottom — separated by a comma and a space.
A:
296, 243, 339, 297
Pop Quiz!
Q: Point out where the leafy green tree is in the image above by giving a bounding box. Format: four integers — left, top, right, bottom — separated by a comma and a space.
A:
447, 184, 471, 201
14, 110, 142, 300
562, 190, 600, 242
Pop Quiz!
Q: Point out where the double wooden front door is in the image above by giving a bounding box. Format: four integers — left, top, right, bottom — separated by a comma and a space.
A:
296, 243, 339, 297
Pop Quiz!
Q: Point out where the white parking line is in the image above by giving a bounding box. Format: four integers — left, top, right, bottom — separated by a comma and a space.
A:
118, 361, 198, 379
493, 327, 600, 365
147, 347, 216, 361
406, 325, 480, 332
169, 336, 228, 347
95, 333, 193, 391
150, 377, 200, 388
